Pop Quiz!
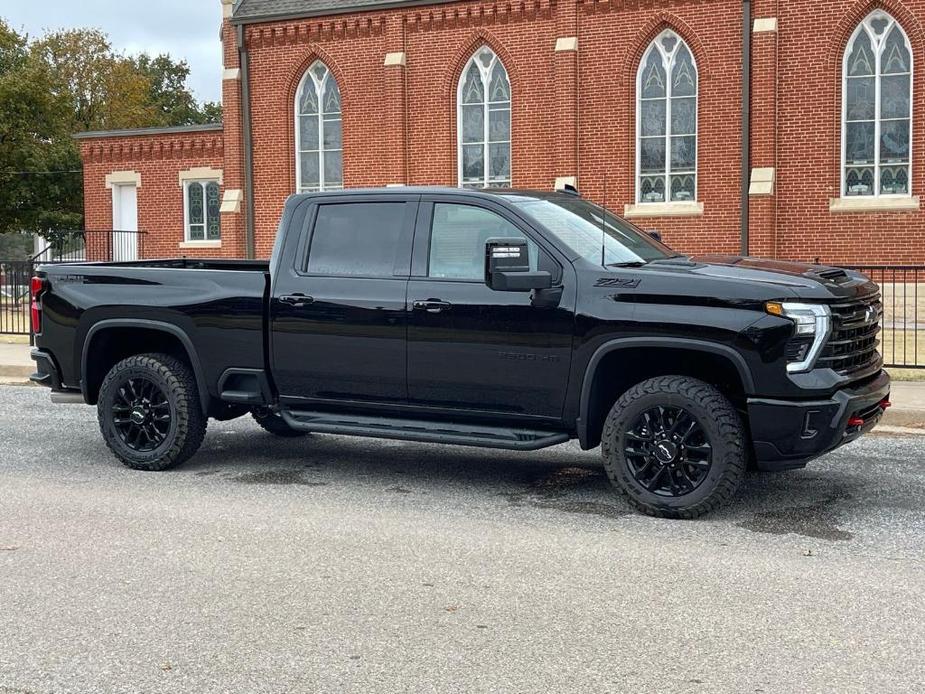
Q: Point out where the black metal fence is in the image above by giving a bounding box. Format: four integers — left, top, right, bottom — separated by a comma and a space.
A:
0, 260, 33, 336
1, 230, 147, 336
845, 265, 924, 370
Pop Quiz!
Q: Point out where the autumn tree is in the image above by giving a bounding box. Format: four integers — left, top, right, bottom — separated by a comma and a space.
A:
0, 19, 222, 237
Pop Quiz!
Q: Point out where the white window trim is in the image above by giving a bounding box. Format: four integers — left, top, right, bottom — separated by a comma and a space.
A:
183, 179, 221, 243
295, 61, 343, 194
635, 30, 699, 206
456, 47, 512, 189
840, 11, 914, 200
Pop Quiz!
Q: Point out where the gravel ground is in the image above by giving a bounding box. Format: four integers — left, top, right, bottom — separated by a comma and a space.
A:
1, 385, 923, 694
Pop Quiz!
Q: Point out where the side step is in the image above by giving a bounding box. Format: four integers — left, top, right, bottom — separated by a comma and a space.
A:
280, 410, 570, 451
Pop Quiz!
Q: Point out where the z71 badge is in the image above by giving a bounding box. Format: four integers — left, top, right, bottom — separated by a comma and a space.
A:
595, 278, 642, 289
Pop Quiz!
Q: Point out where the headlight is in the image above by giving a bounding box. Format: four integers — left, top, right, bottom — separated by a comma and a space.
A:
766, 302, 832, 373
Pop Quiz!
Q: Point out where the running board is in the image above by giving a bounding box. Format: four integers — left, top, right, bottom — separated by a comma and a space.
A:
280, 410, 570, 451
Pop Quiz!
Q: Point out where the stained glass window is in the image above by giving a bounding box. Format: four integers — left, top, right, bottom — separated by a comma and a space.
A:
843, 12, 912, 197
297, 61, 343, 193
637, 30, 698, 204
458, 47, 511, 189
185, 180, 221, 242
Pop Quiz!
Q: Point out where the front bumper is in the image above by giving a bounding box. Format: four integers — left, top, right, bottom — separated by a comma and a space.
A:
747, 370, 890, 471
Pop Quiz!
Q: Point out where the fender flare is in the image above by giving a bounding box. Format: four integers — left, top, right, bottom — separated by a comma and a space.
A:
576, 337, 756, 446
81, 318, 210, 414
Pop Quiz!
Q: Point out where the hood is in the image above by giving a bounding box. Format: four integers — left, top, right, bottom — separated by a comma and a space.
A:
668, 255, 880, 302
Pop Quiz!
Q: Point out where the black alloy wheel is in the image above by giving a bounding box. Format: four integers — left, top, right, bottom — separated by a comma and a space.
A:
623, 406, 713, 497
98, 353, 207, 471
601, 375, 746, 519
111, 377, 172, 452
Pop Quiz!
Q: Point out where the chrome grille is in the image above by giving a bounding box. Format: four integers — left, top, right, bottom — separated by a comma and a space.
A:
817, 294, 882, 374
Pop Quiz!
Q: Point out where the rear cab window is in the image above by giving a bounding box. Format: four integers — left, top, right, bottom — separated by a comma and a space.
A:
303, 200, 416, 277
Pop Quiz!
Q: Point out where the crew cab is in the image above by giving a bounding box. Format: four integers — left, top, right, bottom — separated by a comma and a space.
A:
30, 188, 890, 518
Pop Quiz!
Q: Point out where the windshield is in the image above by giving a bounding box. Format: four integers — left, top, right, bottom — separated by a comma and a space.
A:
510, 197, 675, 266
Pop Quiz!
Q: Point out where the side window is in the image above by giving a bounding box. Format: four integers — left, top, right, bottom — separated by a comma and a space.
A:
306, 202, 407, 277
184, 180, 221, 241
428, 203, 541, 280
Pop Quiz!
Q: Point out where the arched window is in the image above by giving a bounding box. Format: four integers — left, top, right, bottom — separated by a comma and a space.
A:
636, 30, 698, 204
457, 46, 511, 189
842, 11, 913, 197
296, 61, 342, 193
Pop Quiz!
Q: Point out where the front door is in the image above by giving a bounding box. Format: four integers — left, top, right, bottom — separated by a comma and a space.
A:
111, 184, 138, 261
406, 198, 574, 420
270, 195, 418, 407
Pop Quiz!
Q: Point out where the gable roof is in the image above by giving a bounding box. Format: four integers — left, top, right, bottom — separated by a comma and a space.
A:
232, 0, 456, 24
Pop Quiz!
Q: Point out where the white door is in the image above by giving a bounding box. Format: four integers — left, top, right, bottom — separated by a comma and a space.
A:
111, 184, 139, 261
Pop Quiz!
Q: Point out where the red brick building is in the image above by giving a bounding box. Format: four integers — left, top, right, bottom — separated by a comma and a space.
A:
76, 0, 925, 264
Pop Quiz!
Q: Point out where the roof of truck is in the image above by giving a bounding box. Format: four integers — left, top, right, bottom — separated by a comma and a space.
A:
289, 187, 578, 201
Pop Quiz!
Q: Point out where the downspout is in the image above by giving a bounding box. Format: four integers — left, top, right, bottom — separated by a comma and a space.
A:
237, 23, 256, 260
740, 0, 752, 257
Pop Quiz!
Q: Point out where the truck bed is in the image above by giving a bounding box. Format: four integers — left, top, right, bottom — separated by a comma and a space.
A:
35, 260, 270, 405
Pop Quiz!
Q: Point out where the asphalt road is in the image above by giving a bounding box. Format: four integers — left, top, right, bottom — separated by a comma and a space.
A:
1, 385, 924, 694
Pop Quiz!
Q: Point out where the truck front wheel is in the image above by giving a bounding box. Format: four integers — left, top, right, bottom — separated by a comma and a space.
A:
98, 353, 207, 471
601, 376, 746, 519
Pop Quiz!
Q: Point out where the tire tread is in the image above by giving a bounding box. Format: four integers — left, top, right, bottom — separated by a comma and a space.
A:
98, 353, 206, 471
601, 375, 745, 519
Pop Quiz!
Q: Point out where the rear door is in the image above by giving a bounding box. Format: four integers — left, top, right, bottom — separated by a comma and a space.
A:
270, 194, 418, 407
405, 196, 574, 420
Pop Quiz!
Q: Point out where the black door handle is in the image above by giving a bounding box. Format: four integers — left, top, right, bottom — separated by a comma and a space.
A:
280, 293, 314, 308
413, 299, 452, 313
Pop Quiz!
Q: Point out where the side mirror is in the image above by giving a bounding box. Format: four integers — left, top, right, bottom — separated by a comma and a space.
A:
484, 238, 552, 292
647, 230, 663, 243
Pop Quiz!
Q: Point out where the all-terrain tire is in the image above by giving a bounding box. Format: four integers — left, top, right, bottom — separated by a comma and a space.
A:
601, 376, 746, 519
98, 353, 207, 471
251, 408, 307, 438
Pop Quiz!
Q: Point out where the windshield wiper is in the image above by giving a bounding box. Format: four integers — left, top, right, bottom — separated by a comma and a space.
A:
607, 261, 648, 268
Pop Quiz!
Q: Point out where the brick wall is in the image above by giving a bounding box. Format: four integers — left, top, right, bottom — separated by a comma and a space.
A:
80, 128, 226, 259
79, 0, 925, 265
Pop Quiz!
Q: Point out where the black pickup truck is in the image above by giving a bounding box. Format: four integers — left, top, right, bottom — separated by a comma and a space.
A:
30, 187, 890, 518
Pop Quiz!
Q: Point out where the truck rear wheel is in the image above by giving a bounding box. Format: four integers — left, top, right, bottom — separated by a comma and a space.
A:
251, 408, 307, 438
98, 353, 207, 471
601, 376, 745, 519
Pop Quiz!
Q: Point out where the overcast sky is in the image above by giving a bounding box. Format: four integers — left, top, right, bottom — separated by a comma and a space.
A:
2, 0, 224, 103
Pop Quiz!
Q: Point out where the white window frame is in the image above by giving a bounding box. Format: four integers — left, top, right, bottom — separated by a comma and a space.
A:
841, 11, 914, 199
635, 29, 699, 205
183, 179, 221, 242
456, 46, 512, 189
295, 61, 343, 193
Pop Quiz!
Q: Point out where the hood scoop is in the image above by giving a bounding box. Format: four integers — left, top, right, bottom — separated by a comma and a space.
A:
813, 268, 850, 284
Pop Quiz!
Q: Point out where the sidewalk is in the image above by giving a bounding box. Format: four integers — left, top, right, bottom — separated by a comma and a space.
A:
0, 340, 32, 383
0, 337, 924, 428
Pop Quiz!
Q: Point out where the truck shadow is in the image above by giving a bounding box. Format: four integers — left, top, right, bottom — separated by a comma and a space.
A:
178, 425, 884, 540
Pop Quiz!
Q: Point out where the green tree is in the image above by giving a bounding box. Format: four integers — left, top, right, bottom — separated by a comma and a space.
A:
0, 21, 82, 235
132, 53, 222, 126
0, 20, 223, 239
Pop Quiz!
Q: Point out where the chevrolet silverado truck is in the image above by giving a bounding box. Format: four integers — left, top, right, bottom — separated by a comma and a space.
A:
30, 187, 890, 518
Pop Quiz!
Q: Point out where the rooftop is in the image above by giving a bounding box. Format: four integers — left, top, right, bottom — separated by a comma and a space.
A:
73, 123, 223, 140
232, 0, 457, 23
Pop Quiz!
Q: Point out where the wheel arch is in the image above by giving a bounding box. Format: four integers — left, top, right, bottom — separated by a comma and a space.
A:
577, 338, 755, 449
81, 319, 210, 414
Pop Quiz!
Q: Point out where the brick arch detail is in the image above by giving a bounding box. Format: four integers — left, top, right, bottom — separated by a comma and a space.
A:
827, 0, 923, 73
445, 30, 518, 184
611, 13, 708, 205
284, 46, 349, 193
620, 12, 710, 88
